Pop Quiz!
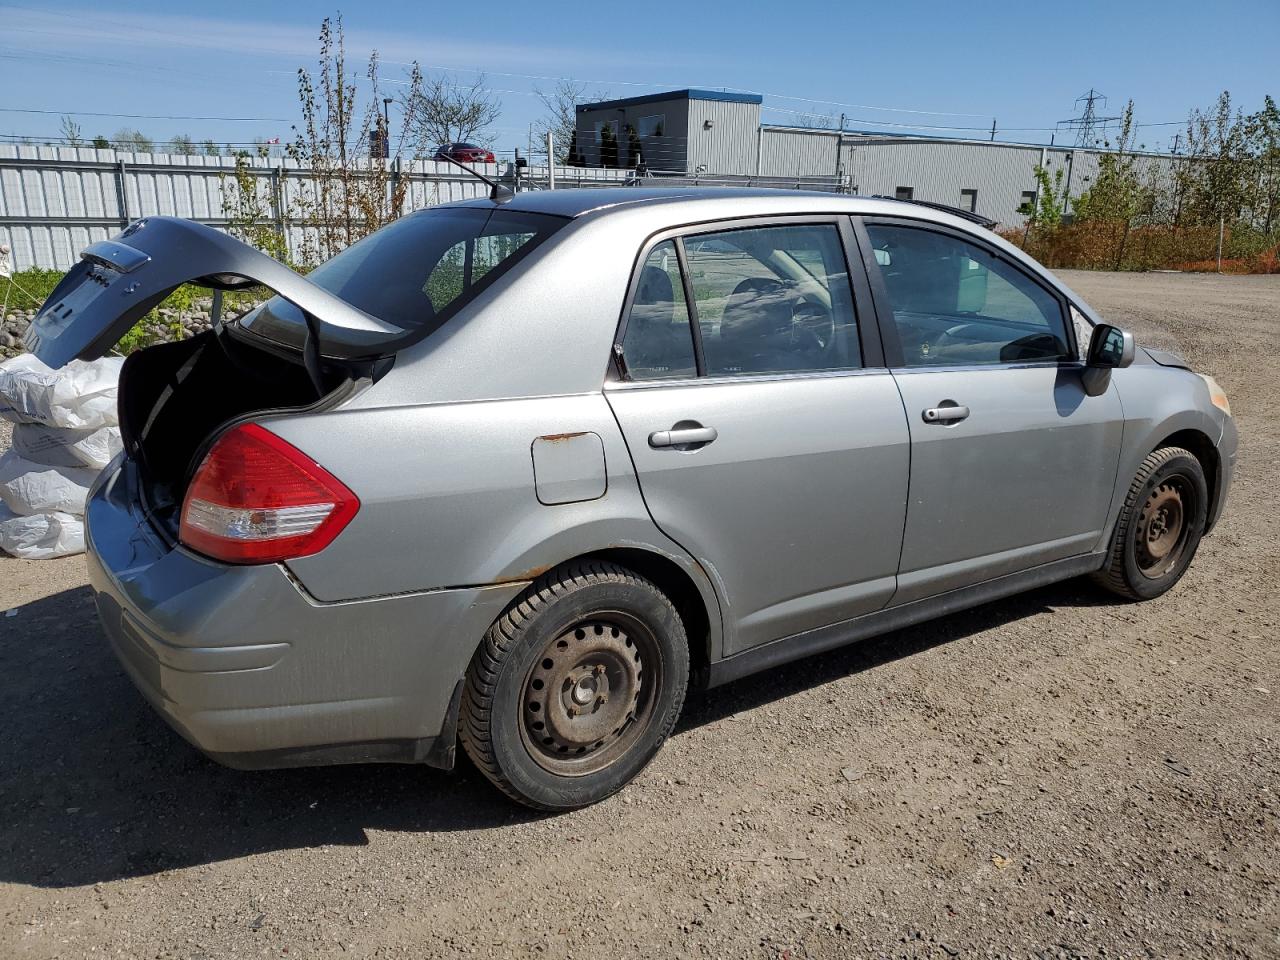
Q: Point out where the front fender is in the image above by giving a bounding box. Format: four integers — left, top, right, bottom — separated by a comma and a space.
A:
1101, 364, 1228, 548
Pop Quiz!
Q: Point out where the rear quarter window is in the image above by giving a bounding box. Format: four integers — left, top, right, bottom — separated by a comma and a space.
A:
246, 208, 565, 335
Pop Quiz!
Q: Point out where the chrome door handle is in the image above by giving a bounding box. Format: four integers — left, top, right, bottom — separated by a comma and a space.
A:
649, 425, 718, 448
922, 404, 970, 424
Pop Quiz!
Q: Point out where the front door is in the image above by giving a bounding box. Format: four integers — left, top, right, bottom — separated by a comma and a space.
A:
858, 218, 1123, 604
605, 221, 910, 654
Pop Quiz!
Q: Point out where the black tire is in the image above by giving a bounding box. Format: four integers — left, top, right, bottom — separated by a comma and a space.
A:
1092, 446, 1208, 601
459, 560, 689, 811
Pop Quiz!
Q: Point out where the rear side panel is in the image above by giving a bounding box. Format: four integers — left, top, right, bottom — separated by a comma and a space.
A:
85, 458, 525, 758
271, 394, 720, 648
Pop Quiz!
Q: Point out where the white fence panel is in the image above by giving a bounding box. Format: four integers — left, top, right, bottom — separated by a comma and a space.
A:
0, 146, 634, 271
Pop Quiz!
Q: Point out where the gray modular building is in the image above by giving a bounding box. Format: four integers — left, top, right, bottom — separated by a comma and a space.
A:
576, 89, 1177, 228
575, 89, 763, 180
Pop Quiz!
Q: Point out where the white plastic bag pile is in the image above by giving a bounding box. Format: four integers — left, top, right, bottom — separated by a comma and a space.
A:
0, 354, 124, 558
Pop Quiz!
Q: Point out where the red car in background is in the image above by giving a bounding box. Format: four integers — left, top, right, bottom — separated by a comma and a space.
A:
433, 142, 496, 164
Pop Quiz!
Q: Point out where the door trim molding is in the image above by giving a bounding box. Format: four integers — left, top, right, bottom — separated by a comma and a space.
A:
706, 551, 1106, 688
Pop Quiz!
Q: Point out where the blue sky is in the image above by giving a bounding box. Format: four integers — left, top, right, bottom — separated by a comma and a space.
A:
2, 0, 1276, 155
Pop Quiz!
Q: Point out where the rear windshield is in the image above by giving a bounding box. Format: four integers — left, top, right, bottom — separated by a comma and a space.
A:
247, 207, 565, 333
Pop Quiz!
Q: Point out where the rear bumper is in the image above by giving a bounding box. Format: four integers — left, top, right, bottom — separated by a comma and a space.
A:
85, 457, 525, 769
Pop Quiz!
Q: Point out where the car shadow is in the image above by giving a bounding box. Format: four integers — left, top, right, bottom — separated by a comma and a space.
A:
0, 577, 1119, 888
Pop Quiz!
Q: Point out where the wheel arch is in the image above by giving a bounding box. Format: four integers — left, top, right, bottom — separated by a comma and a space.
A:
579, 547, 717, 685
1149, 427, 1221, 529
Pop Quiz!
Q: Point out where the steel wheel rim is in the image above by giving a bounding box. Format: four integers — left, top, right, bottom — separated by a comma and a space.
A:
1135, 476, 1193, 579
519, 611, 661, 777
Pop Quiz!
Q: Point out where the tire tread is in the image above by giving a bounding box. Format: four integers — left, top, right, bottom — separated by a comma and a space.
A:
1092, 445, 1195, 600
458, 560, 688, 811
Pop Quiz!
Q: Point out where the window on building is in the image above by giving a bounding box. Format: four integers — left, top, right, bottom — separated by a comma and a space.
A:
1018, 190, 1038, 214
959, 189, 978, 212
894, 186, 914, 201
637, 115, 666, 139
593, 119, 619, 142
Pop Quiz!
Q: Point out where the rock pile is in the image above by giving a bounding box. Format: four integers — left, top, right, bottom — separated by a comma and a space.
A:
2, 296, 245, 360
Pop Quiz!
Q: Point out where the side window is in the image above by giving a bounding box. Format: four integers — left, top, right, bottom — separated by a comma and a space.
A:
865, 223, 1070, 367
620, 241, 697, 380
682, 224, 860, 376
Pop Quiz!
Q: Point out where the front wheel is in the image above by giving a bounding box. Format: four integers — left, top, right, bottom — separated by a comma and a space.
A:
459, 561, 689, 811
1093, 446, 1208, 600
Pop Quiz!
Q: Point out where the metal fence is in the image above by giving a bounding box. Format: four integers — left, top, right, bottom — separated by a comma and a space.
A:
0, 145, 633, 271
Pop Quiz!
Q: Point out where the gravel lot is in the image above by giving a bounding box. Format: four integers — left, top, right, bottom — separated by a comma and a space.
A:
1, 269, 1277, 959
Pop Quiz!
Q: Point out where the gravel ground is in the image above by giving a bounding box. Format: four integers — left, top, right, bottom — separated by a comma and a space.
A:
1, 270, 1277, 959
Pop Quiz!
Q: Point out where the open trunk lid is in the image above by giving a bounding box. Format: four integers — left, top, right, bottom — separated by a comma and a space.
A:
27, 207, 568, 370
25, 216, 405, 369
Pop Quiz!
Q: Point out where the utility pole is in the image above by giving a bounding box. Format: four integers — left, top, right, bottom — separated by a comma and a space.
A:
835, 113, 845, 187
547, 132, 555, 190
378, 97, 389, 158
990, 118, 997, 141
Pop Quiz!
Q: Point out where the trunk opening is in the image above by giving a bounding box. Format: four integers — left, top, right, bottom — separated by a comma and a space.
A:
118, 328, 363, 539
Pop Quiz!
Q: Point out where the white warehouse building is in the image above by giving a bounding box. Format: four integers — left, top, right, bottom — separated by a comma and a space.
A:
575, 89, 1177, 228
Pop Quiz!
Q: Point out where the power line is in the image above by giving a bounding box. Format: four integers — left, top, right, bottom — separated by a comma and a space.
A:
0, 108, 290, 122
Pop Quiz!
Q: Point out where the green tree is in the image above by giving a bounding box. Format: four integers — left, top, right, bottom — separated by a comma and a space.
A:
626, 123, 642, 168
91, 134, 110, 150
111, 128, 155, 153
168, 134, 197, 155
1181, 92, 1251, 226
1071, 102, 1157, 269
1072, 102, 1149, 225
1246, 95, 1280, 234
286, 15, 423, 264
220, 151, 289, 263
201, 139, 221, 156
1028, 163, 1068, 226
598, 123, 619, 168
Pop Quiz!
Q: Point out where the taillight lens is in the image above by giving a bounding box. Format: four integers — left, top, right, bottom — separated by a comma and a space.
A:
179, 423, 359, 564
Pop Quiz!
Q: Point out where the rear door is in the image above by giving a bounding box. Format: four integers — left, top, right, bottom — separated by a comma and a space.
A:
605, 218, 910, 655
855, 216, 1123, 604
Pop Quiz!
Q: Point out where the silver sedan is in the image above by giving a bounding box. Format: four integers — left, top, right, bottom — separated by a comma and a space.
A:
28, 188, 1236, 809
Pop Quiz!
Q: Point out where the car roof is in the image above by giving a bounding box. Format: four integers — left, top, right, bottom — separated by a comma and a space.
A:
449, 186, 975, 227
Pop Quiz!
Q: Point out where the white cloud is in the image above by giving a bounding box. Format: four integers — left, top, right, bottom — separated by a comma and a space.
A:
1, 5, 605, 71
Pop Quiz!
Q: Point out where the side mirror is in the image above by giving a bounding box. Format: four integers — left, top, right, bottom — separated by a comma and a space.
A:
1087, 323, 1135, 369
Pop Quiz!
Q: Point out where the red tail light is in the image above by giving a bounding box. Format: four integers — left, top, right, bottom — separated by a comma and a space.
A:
179, 423, 359, 565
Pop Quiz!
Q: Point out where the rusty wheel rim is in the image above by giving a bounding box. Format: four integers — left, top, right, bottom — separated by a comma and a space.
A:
519, 613, 659, 777
1135, 478, 1191, 579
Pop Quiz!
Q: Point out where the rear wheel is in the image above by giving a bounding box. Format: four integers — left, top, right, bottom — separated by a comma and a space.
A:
1093, 446, 1208, 600
459, 561, 689, 810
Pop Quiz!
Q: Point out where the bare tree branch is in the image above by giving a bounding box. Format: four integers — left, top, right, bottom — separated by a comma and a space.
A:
402, 74, 502, 152
533, 80, 602, 164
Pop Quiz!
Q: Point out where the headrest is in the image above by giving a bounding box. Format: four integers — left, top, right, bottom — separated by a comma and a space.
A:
631, 265, 675, 327
719, 277, 794, 340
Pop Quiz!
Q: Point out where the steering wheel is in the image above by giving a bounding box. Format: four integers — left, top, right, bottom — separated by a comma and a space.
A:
790, 298, 834, 352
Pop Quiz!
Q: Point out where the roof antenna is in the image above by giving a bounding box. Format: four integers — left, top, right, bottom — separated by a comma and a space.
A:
435, 151, 513, 202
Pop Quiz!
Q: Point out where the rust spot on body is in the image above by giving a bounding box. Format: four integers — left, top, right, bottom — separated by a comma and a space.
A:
503, 563, 555, 583
539, 432, 588, 444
